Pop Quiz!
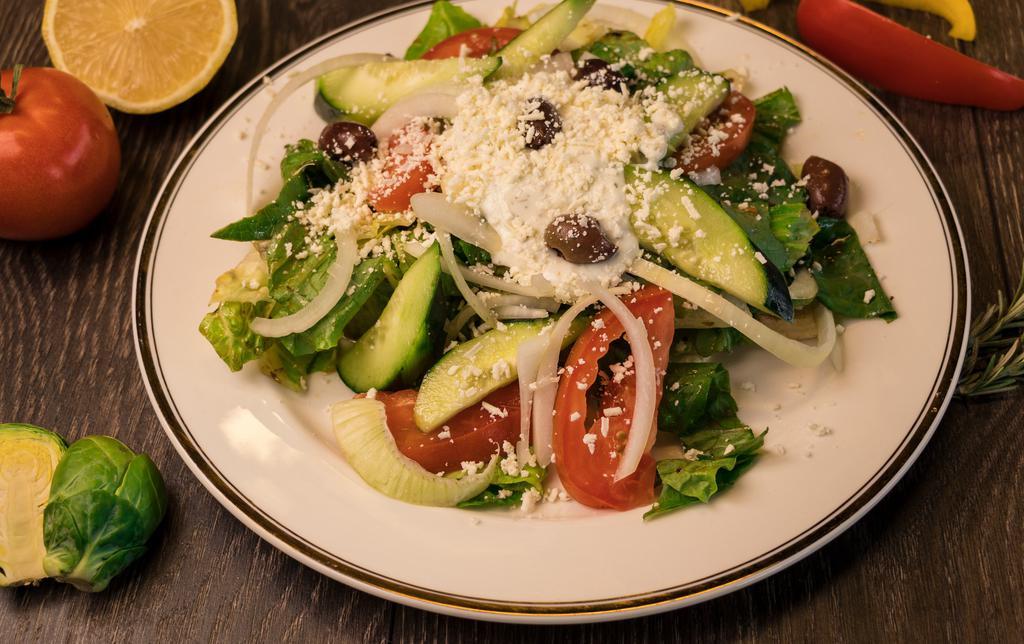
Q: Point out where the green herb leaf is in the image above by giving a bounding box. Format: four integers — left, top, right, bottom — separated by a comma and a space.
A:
958, 263, 1024, 396
404, 0, 482, 60
810, 218, 896, 321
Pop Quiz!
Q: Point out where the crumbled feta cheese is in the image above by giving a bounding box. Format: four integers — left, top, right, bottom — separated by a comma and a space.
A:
520, 488, 541, 513
582, 433, 597, 454
863, 289, 876, 304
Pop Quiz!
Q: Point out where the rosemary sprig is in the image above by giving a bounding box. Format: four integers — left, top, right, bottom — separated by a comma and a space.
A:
958, 262, 1024, 396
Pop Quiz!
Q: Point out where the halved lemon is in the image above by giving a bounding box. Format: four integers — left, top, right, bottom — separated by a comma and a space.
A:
42, 0, 238, 114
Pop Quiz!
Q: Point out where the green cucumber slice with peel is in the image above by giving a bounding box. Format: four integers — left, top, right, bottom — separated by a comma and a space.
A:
414, 316, 588, 432
492, 0, 597, 80
337, 243, 444, 392
331, 398, 496, 506
627, 166, 793, 320
659, 71, 730, 151
317, 57, 501, 125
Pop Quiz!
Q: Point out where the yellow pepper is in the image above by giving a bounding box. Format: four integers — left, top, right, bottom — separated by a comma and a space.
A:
643, 5, 676, 51
739, 0, 772, 11
872, 0, 976, 40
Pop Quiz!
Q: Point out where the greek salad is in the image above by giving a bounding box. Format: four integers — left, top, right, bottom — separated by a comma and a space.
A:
200, 0, 896, 519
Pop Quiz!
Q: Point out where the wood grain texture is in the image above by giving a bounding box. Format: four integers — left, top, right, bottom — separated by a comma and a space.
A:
1, 1, 1022, 642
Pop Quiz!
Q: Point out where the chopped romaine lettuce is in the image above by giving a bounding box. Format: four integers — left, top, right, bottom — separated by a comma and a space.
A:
752, 87, 801, 150
404, 0, 483, 60
279, 256, 399, 356
588, 31, 693, 88
810, 218, 897, 321
671, 327, 746, 359
209, 247, 269, 305
199, 301, 269, 371
280, 138, 346, 188
769, 202, 820, 271
647, 363, 764, 519
211, 173, 310, 241
259, 341, 315, 391
458, 462, 546, 508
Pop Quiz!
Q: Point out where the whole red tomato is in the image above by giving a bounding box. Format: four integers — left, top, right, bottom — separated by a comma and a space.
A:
0, 67, 120, 240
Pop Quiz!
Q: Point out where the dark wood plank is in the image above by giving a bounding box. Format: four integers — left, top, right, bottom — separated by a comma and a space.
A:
1, 0, 1022, 642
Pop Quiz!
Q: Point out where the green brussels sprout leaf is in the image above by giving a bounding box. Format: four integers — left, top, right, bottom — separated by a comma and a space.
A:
0, 424, 67, 587
43, 436, 167, 592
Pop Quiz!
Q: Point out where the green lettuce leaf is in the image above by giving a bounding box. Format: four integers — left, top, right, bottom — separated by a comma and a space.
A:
658, 363, 738, 434
670, 327, 746, 359
279, 256, 399, 356
280, 138, 346, 188
208, 247, 269, 305
769, 202, 819, 271
588, 31, 694, 88
404, 0, 482, 60
752, 87, 801, 149
647, 363, 765, 520
199, 301, 269, 371
211, 173, 310, 241
259, 341, 315, 392
458, 462, 546, 508
810, 218, 896, 321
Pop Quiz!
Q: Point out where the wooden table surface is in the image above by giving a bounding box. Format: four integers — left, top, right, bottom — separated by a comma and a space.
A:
2, 0, 1023, 641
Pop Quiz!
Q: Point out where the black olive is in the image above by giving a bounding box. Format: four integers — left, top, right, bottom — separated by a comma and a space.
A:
801, 155, 849, 219
318, 121, 377, 163
544, 214, 618, 264
520, 97, 562, 150
575, 58, 627, 92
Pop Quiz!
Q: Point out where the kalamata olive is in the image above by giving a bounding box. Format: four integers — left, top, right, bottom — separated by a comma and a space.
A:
801, 155, 849, 218
544, 214, 618, 264
318, 121, 377, 163
520, 97, 562, 150
574, 58, 627, 92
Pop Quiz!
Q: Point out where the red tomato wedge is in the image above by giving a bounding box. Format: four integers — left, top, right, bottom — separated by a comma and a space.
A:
552, 286, 675, 510
372, 385, 520, 474
421, 27, 521, 60
368, 120, 437, 213
673, 91, 756, 175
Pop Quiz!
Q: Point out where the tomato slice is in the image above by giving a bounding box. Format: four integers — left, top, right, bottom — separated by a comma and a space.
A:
373, 385, 520, 474
552, 286, 675, 510
673, 91, 756, 174
368, 121, 437, 213
421, 27, 521, 60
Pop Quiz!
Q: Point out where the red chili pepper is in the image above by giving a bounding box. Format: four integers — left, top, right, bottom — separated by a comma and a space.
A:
796, 0, 1024, 110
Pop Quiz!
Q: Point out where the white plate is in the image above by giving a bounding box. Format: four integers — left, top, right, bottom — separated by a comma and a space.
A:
133, 0, 969, 623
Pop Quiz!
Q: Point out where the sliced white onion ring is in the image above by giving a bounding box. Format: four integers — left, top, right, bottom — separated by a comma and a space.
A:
494, 305, 550, 320
515, 335, 548, 465
251, 235, 358, 337
629, 258, 836, 368
481, 293, 560, 312
245, 53, 387, 213
532, 296, 598, 466
404, 238, 557, 298
410, 193, 501, 253
590, 285, 657, 482
437, 232, 498, 329
371, 92, 460, 144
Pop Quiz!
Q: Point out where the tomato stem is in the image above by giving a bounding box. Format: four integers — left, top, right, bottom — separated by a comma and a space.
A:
0, 64, 23, 115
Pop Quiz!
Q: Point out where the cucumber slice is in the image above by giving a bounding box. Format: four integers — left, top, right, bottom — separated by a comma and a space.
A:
317, 57, 501, 125
414, 317, 587, 432
337, 244, 444, 392
331, 398, 496, 506
492, 0, 597, 80
626, 166, 793, 320
658, 71, 730, 150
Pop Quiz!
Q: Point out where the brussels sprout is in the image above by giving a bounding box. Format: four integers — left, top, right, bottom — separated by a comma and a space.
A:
0, 424, 67, 587
43, 436, 167, 592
